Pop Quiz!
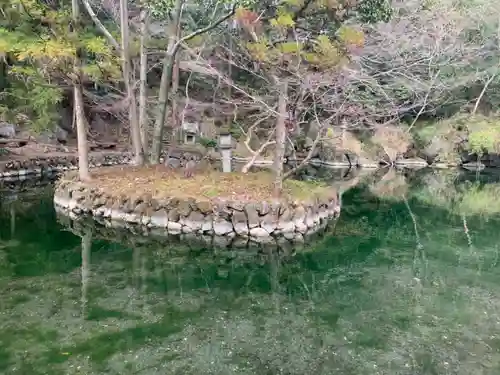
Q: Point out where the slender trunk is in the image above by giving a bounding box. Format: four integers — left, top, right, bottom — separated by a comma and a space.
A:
226, 18, 234, 129
170, 52, 180, 144
151, 55, 176, 163
273, 79, 288, 197
283, 126, 323, 180
171, 16, 182, 143
120, 0, 144, 165
138, 8, 149, 154
149, 2, 236, 163
75, 84, 90, 180
150, 0, 183, 164
81, 0, 120, 50
472, 72, 497, 115
72, 0, 90, 181
0, 58, 8, 92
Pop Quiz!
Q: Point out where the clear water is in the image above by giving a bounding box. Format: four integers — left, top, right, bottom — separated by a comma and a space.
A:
1, 170, 500, 375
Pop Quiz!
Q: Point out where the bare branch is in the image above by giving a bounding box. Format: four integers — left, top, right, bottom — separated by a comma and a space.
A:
81, 0, 121, 51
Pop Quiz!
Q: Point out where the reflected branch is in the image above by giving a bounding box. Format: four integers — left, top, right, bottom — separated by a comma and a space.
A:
404, 195, 428, 283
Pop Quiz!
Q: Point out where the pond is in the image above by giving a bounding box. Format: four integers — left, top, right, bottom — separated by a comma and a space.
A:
1, 169, 500, 375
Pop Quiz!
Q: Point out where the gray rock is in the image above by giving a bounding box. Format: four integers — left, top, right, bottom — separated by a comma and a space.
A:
110, 210, 127, 221
213, 218, 233, 235
182, 225, 194, 233
167, 221, 182, 234
278, 207, 293, 222
357, 158, 379, 168
462, 162, 485, 171
256, 201, 270, 216
249, 227, 269, 238
276, 221, 295, 234
395, 157, 428, 169
232, 210, 249, 235
150, 210, 169, 227
124, 213, 141, 223
244, 204, 260, 228
165, 157, 181, 169
293, 233, 305, 242
201, 216, 213, 232
292, 205, 306, 226
296, 222, 308, 234
181, 211, 205, 231
55, 126, 68, 142
260, 212, 278, 234
0, 122, 15, 138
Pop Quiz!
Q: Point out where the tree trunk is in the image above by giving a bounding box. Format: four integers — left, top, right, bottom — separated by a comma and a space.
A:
0, 58, 8, 93
120, 0, 144, 165
150, 0, 183, 164
138, 8, 149, 155
170, 52, 180, 144
72, 0, 90, 181
149, 1, 236, 164
273, 79, 288, 197
74, 85, 90, 180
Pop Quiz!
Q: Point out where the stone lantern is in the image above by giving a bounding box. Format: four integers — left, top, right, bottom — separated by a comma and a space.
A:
218, 131, 232, 173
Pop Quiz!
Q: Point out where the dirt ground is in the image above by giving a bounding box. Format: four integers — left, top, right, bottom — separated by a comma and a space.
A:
67, 165, 333, 203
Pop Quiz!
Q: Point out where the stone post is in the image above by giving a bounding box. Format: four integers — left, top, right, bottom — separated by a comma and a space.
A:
218, 131, 232, 173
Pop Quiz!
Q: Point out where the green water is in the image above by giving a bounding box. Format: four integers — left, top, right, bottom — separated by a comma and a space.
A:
1, 170, 500, 375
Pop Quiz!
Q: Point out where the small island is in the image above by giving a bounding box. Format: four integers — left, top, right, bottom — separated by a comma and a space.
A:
53, 165, 341, 243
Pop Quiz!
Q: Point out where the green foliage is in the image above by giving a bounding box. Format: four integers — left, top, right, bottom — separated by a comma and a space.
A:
238, 0, 386, 72
356, 0, 393, 23
416, 114, 500, 158
147, 0, 176, 19
229, 125, 244, 140
466, 117, 500, 155
197, 136, 217, 148
0, 0, 121, 130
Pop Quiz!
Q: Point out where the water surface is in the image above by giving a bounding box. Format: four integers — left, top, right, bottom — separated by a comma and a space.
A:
1, 170, 500, 374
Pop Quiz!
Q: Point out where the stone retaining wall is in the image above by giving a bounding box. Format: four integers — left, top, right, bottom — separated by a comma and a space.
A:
0, 174, 55, 191
54, 180, 341, 242
56, 209, 337, 253
0, 148, 210, 180
0, 152, 134, 179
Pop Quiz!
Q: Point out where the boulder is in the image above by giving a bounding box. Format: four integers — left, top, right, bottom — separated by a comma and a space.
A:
232, 211, 249, 235
55, 126, 68, 143
244, 204, 260, 228
0, 122, 15, 138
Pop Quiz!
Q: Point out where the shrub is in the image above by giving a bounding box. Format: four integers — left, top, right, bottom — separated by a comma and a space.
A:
466, 116, 500, 156
371, 124, 411, 162
197, 136, 217, 148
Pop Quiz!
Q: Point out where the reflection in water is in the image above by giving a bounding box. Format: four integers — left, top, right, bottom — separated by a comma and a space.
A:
81, 232, 91, 318
1, 171, 500, 374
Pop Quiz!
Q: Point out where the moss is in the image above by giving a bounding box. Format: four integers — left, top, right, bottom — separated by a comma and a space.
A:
65, 166, 334, 203
411, 114, 500, 162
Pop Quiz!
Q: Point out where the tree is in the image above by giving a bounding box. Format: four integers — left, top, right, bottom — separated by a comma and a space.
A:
119, 0, 144, 164
81, 0, 145, 164
148, 0, 237, 163
0, 0, 122, 179
222, 0, 391, 195
138, 6, 150, 154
